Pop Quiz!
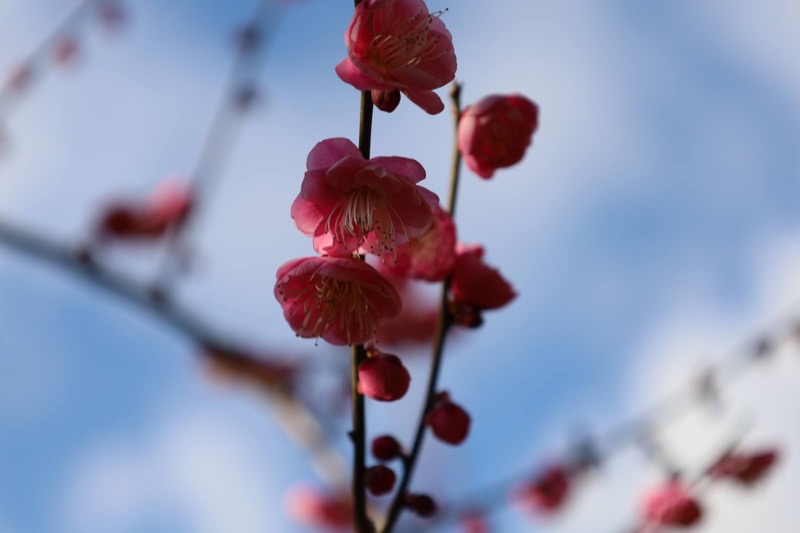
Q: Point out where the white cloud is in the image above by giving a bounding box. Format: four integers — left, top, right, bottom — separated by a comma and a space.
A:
60, 410, 285, 533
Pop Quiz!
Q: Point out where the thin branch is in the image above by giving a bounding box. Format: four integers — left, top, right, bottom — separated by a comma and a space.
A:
381, 82, 464, 533
0, 215, 348, 491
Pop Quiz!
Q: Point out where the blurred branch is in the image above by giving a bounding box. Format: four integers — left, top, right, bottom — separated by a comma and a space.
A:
0, 215, 348, 491
437, 314, 797, 526
0, 0, 103, 117
155, 0, 283, 290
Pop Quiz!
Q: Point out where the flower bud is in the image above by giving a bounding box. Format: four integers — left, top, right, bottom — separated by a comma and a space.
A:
513, 466, 570, 515
371, 89, 401, 113
643, 482, 703, 528
358, 353, 410, 402
365, 465, 396, 496
709, 448, 780, 486
285, 485, 351, 531
405, 493, 437, 517
372, 435, 403, 461
52, 36, 79, 67
427, 399, 471, 445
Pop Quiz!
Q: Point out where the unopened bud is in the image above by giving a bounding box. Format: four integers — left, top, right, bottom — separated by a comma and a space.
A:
427, 399, 471, 445
358, 352, 410, 402
405, 493, 437, 517
365, 465, 396, 496
372, 435, 403, 461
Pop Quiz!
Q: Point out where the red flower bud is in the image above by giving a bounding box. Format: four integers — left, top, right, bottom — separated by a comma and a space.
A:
285, 485, 351, 531
427, 399, 471, 445
643, 482, 703, 528
405, 493, 437, 518
709, 448, 780, 486
372, 435, 403, 461
358, 353, 410, 402
371, 89, 401, 113
513, 465, 570, 515
458, 93, 539, 179
365, 465, 396, 496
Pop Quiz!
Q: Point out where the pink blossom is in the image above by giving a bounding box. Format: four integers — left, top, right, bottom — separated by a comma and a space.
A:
335, 0, 457, 115
513, 466, 570, 515
274, 256, 401, 346
383, 205, 456, 282
708, 448, 780, 486
95, 178, 193, 241
358, 351, 411, 401
426, 395, 471, 445
450, 244, 516, 311
458, 94, 539, 179
643, 482, 703, 528
285, 485, 351, 531
291, 138, 438, 259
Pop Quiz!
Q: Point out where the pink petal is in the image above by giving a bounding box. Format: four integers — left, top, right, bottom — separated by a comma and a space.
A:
403, 89, 444, 115
306, 138, 363, 171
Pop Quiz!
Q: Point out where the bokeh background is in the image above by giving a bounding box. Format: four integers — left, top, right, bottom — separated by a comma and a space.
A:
1, 1, 800, 531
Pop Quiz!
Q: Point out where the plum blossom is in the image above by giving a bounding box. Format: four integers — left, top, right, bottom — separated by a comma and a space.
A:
383, 205, 456, 282
274, 256, 401, 346
642, 481, 703, 528
358, 351, 411, 401
426, 393, 471, 445
285, 486, 351, 531
95, 178, 193, 241
513, 465, 571, 515
458, 94, 539, 179
708, 448, 780, 487
450, 243, 516, 313
335, 0, 457, 114
291, 138, 438, 260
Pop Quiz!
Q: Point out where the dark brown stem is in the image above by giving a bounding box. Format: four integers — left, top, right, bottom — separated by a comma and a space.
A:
349, 49, 376, 528
381, 82, 464, 533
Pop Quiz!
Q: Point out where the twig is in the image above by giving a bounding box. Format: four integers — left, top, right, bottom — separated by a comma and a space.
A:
0, 216, 348, 490
381, 82, 464, 533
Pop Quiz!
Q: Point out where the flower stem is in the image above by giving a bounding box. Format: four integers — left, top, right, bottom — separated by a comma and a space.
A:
350, 68, 375, 529
381, 82, 464, 533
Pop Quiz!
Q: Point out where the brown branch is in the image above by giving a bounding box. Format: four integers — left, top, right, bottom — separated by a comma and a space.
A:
0, 216, 348, 491
381, 82, 464, 533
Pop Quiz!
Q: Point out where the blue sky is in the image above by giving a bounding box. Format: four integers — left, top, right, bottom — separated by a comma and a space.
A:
1, 1, 799, 532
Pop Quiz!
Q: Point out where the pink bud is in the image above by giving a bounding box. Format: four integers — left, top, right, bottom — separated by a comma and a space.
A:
365, 465, 396, 496
405, 493, 437, 518
371, 89, 401, 113
358, 353, 411, 402
427, 399, 471, 445
4, 64, 33, 94
513, 466, 570, 515
52, 36, 79, 66
458, 93, 539, 179
709, 448, 780, 486
460, 511, 489, 533
97, 1, 127, 31
372, 435, 403, 461
285, 485, 351, 531
643, 482, 703, 528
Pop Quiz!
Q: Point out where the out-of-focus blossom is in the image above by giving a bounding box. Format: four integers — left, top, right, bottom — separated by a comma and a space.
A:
642, 481, 703, 528
203, 345, 297, 393
513, 465, 571, 515
460, 511, 490, 533
365, 464, 396, 496
95, 179, 193, 241
274, 256, 401, 346
291, 138, 438, 260
335, 0, 457, 114
358, 351, 411, 401
384, 205, 456, 282
285, 486, 351, 531
427, 394, 471, 445
52, 36, 80, 66
96, 1, 127, 32
4, 64, 33, 94
458, 94, 539, 179
450, 243, 516, 312
708, 448, 780, 487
